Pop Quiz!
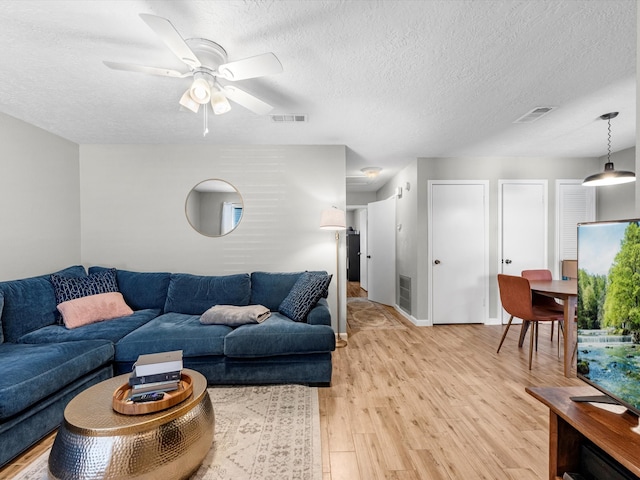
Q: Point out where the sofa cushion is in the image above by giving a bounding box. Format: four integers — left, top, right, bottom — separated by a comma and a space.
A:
17, 308, 160, 345
51, 268, 118, 305
115, 312, 233, 361
0, 265, 86, 343
250, 271, 305, 311
89, 267, 171, 312
279, 272, 332, 322
0, 340, 114, 420
224, 312, 336, 358
164, 273, 251, 315
57, 292, 134, 329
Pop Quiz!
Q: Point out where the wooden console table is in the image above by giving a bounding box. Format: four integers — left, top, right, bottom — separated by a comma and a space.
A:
527, 385, 640, 480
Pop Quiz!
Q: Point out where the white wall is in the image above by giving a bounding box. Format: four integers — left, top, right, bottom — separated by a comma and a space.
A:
0, 112, 80, 281
377, 161, 420, 317
378, 155, 607, 323
597, 148, 637, 221
79, 144, 347, 332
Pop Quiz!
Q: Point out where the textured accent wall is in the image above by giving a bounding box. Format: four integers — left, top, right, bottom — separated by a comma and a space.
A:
79, 144, 347, 331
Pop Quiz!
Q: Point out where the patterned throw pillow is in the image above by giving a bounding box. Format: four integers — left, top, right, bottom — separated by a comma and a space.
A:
279, 272, 332, 322
51, 268, 119, 323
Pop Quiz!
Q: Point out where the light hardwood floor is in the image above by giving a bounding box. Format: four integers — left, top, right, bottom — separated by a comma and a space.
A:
0, 282, 581, 479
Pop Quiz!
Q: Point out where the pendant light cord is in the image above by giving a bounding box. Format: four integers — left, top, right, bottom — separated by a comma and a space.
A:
606, 116, 612, 163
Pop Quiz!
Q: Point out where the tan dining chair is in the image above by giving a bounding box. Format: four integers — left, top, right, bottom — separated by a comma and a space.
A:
521, 269, 564, 343
497, 274, 565, 369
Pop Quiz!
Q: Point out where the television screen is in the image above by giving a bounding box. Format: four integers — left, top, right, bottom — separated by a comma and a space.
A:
577, 219, 640, 415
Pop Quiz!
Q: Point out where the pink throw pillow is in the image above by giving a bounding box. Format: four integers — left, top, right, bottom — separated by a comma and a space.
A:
57, 292, 134, 329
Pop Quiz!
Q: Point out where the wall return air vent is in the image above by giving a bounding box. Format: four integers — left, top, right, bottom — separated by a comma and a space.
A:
269, 114, 307, 123
513, 106, 557, 124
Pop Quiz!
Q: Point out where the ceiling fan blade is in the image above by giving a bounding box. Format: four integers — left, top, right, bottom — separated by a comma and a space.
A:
139, 13, 201, 68
222, 85, 274, 115
103, 61, 188, 78
217, 53, 283, 81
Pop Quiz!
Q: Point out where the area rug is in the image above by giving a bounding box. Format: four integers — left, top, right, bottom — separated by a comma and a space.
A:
347, 297, 407, 330
13, 384, 321, 480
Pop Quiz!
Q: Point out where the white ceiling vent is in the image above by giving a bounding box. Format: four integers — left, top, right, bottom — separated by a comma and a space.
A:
270, 114, 307, 123
513, 106, 557, 124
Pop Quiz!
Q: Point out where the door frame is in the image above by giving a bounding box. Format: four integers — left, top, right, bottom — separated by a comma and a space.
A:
497, 179, 548, 324
427, 180, 490, 326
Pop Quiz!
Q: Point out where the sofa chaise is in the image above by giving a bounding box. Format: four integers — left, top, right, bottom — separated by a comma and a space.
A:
0, 265, 336, 467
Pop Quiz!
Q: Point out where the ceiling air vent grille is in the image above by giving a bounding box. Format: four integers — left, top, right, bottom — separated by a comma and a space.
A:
270, 114, 307, 123
513, 106, 557, 124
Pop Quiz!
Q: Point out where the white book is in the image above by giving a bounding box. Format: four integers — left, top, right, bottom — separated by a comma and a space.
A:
133, 350, 183, 377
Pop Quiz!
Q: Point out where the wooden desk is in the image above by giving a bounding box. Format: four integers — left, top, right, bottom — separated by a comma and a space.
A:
529, 279, 577, 377
527, 385, 640, 480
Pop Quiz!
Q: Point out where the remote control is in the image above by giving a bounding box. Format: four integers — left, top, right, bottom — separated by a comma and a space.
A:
130, 392, 165, 403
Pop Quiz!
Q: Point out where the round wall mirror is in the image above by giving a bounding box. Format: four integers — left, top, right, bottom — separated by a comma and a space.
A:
185, 179, 244, 237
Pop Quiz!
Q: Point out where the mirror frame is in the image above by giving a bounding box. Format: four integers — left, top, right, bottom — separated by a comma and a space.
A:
185, 178, 244, 237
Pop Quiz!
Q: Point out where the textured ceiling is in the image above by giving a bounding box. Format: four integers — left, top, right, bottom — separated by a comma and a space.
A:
0, 0, 635, 192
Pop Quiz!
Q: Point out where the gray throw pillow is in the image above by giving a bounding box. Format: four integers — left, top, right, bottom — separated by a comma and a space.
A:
279, 272, 332, 322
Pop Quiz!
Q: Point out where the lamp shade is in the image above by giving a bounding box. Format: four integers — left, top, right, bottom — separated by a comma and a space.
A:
211, 89, 231, 115
320, 207, 346, 230
179, 89, 200, 113
582, 162, 636, 186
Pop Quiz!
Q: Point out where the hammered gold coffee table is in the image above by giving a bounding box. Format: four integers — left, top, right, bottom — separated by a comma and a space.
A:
48, 369, 214, 480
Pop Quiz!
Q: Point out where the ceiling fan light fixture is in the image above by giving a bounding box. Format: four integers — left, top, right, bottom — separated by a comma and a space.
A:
582, 112, 635, 187
211, 89, 231, 115
189, 77, 211, 104
179, 89, 200, 113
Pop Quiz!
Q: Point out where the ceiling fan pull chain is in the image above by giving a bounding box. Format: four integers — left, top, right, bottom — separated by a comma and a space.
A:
203, 104, 209, 137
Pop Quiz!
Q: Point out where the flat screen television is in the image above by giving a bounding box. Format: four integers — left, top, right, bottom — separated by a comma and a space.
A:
576, 218, 640, 415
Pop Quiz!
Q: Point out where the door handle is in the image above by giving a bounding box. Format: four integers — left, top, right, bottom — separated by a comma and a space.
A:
505, 259, 512, 264
434, 259, 441, 265
367, 255, 371, 259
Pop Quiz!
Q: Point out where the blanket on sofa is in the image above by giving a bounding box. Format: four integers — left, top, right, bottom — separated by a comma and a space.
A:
200, 304, 271, 326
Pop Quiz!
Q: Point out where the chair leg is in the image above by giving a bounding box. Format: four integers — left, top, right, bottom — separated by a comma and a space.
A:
550, 320, 554, 341
528, 321, 535, 370
497, 315, 514, 353
535, 321, 539, 351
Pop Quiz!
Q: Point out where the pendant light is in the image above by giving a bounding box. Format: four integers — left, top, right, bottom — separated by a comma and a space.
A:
582, 112, 635, 187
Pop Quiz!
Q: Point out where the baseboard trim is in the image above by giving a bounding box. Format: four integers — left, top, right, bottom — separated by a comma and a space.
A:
394, 305, 432, 327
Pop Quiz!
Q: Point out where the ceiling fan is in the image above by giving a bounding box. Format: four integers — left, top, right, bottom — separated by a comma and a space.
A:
104, 14, 283, 116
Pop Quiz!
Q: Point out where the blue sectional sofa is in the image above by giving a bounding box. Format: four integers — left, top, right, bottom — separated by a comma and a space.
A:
0, 265, 335, 467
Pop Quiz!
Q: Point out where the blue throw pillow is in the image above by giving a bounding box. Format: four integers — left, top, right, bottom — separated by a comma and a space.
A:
51, 268, 119, 323
279, 271, 332, 322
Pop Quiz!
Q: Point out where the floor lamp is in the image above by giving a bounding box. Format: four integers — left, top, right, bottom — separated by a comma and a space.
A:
320, 207, 347, 348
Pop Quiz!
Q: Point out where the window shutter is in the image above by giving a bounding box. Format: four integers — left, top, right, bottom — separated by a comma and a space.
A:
557, 181, 595, 263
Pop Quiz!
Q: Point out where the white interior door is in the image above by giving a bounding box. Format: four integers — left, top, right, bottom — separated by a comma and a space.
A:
429, 181, 489, 324
498, 180, 548, 322
367, 198, 395, 306
358, 208, 368, 291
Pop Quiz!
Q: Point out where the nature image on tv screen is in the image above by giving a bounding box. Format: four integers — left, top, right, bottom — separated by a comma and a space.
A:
577, 220, 640, 413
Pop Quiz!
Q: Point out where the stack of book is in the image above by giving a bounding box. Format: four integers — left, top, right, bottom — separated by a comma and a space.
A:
129, 350, 183, 394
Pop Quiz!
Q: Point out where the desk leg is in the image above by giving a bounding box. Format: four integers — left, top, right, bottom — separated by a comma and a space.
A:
563, 297, 577, 377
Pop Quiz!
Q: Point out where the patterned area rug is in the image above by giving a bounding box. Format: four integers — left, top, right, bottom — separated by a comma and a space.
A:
347, 297, 407, 330
13, 385, 321, 480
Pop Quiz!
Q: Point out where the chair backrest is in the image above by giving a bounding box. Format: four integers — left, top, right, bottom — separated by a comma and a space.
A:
497, 274, 534, 320
562, 260, 578, 279
521, 269, 552, 281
